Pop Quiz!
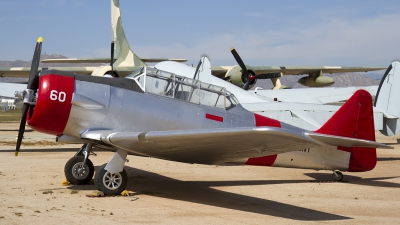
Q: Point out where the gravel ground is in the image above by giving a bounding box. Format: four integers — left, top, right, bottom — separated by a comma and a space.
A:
0, 123, 399, 224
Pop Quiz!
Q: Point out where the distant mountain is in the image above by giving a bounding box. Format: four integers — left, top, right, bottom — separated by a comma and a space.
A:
0, 54, 102, 68
360, 72, 384, 80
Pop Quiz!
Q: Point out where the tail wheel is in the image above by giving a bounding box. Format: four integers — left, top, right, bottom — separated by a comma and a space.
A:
94, 163, 127, 195
332, 171, 344, 182
64, 156, 94, 185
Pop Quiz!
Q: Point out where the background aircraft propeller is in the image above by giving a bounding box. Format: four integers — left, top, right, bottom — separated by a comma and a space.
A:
230, 48, 284, 90
16, 37, 42, 156
110, 41, 115, 72
230, 48, 254, 90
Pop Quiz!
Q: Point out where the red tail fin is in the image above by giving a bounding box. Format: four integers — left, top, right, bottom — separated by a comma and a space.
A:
316, 90, 376, 172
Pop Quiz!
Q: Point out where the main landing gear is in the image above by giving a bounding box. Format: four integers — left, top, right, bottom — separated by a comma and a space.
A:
64, 144, 129, 195
332, 170, 344, 182
64, 143, 95, 185
94, 149, 128, 195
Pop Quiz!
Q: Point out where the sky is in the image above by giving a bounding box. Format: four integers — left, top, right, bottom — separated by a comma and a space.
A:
1, 0, 400, 68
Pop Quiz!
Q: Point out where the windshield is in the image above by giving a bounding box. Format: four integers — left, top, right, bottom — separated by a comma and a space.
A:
126, 67, 144, 78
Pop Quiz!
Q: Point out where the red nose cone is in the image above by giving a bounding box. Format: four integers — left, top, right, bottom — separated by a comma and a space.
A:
27, 74, 74, 136
249, 75, 255, 80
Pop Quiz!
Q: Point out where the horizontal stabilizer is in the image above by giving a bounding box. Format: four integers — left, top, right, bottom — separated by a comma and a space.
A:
306, 132, 393, 149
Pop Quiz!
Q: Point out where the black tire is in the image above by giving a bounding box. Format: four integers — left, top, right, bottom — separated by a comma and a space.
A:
332, 171, 344, 182
94, 163, 127, 195
64, 156, 95, 185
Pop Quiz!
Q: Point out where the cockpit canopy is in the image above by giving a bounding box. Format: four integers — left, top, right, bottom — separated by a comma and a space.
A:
126, 67, 239, 110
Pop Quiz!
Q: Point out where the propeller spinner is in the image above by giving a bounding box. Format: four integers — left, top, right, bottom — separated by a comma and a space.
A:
15, 37, 42, 156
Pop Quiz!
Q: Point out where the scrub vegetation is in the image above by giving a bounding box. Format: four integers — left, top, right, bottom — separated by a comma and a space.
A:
0, 110, 21, 122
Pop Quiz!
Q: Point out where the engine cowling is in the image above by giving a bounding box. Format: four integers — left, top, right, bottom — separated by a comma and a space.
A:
297, 75, 335, 87
225, 65, 257, 89
27, 72, 74, 136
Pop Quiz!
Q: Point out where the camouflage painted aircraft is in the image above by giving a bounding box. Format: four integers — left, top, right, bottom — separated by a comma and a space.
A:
0, 0, 385, 90
14, 37, 392, 195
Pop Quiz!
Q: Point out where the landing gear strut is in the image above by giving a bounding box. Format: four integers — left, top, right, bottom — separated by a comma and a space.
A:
332, 170, 344, 182
64, 143, 95, 185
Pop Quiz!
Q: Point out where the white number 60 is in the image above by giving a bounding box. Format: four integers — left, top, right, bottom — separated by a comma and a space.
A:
50, 90, 66, 102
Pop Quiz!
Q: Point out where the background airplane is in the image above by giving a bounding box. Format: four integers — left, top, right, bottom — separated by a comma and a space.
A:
0, 0, 385, 90
155, 56, 400, 136
15, 39, 391, 196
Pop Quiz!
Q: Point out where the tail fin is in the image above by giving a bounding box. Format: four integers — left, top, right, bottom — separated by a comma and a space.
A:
111, 0, 146, 67
374, 61, 400, 136
315, 90, 376, 172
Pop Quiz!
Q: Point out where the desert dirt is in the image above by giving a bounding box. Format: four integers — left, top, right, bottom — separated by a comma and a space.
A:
0, 122, 399, 224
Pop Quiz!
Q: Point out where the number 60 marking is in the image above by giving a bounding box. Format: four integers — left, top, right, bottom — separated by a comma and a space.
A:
50, 90, 66, 102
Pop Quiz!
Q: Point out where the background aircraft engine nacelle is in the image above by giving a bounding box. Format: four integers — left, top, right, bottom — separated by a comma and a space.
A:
91, 65, 120, 77
26, 74, 74, 136
297, 75, 335, 87
226, 65, 257, 89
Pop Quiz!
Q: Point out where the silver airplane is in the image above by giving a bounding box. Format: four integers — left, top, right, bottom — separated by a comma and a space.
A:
15, 38, 391, 195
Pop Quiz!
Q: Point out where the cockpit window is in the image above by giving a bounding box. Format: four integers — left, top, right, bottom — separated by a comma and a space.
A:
126, 66, 238, 110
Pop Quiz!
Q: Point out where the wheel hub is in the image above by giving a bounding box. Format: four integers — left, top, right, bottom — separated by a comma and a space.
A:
72, 162, 89, 179
103, 172, 122, 190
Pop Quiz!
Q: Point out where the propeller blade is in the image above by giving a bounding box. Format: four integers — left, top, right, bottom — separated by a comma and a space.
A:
231, 48, 252, 90
243, 79, 251, 90
27, 37, 42, 90
111, 41, 115, 71
16, 37, 42, 156
230, 48, 249, 77
15, 104, 29, 156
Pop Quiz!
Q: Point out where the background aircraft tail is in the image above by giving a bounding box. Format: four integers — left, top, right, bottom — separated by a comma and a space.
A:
316, 90, 376, 172
374, 61, 400, 136
111, 0, 146, 67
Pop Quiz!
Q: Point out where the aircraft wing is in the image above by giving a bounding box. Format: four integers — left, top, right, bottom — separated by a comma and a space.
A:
1, 65, 384, 78
0, 66, 143, 78
0, 67, 97, 77
81, 126, 390, 165
81, 127, 321, 165
211, 66, 385, 77
41, 58, 187, 63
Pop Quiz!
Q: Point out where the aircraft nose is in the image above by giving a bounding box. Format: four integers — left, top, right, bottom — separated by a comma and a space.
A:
26, 73, 74, 136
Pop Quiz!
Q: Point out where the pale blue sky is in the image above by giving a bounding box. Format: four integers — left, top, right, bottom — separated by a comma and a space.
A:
1, 0, 399, 67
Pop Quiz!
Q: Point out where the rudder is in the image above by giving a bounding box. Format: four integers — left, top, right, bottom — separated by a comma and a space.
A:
315, 90, 376, 172
111, 0, 145, 67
